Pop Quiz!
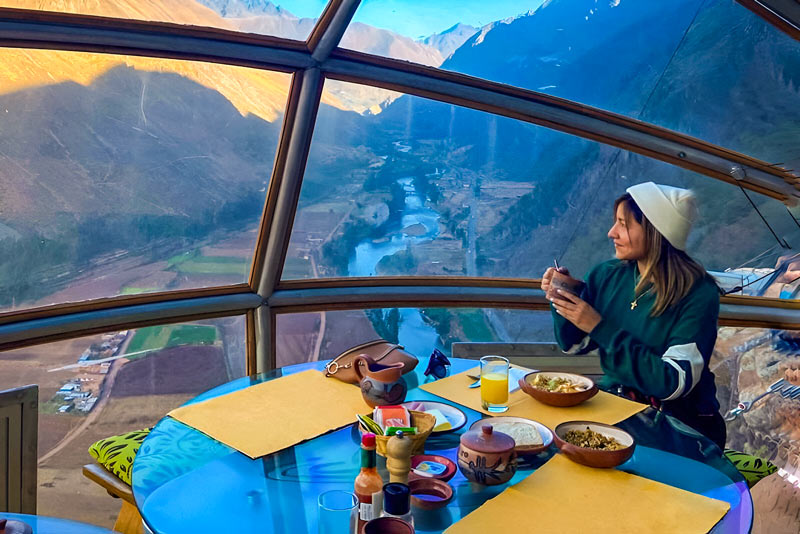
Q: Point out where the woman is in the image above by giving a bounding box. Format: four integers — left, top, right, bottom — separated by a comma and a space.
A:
542, 182, 726, 448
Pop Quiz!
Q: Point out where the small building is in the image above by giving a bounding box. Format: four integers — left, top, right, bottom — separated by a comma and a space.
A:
58, 405, 73, 413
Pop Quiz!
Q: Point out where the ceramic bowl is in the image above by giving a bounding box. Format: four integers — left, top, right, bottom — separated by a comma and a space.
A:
469, 417, 553, 455
519, 371, 598, 407
363, 517, 414, 534
408, 478, 454, 511
457, 424, 516, 485
408, 454, 457, 482
553, 421, 635, 468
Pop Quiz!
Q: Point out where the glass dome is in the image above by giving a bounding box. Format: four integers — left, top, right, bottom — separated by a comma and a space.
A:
0, 0, 798, 529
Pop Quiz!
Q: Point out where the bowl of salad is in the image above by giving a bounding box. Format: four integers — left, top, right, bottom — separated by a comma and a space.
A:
519, 371, 598, 407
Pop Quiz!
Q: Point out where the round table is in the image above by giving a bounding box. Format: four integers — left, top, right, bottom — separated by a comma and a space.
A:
0, 512, 116, 533
132, 358, 752, 533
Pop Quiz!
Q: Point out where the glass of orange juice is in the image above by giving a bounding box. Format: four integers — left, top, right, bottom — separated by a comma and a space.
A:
480, 355, 509, 413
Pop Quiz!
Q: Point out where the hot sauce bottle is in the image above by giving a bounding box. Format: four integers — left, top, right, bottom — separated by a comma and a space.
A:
355, 433, 384, 530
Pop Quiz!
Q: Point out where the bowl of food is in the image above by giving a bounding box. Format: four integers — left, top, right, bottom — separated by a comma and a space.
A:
519, 371, 598, 407
469, 416, 553, 455
553, 421, 635, 468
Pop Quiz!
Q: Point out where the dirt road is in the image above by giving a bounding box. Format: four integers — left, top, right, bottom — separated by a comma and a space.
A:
38, 357, 125, 465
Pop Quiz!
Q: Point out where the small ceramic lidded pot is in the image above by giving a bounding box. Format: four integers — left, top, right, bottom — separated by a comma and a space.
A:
355, 355, 408, 408
457, 424, 516, 485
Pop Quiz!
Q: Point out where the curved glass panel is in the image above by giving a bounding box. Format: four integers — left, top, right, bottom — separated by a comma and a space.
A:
0, 316, 245, 527
283, 80, 800, 291
342, 0, 800, 167
275, 307, 555, 368
0, 48, 290, 312
0, 0, 328, 41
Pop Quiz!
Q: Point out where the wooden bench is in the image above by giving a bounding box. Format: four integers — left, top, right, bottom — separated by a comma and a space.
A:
82, 463, 143, 534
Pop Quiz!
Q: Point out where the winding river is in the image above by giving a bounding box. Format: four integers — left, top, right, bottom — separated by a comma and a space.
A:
347, 176, 442, 358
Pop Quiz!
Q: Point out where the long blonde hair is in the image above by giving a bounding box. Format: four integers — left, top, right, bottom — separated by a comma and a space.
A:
615, 193, 707, 316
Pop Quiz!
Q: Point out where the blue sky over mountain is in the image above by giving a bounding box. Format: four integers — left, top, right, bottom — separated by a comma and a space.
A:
279, 0, 543, 37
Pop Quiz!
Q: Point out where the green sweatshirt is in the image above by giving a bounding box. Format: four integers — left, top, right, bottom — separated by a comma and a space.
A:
553, 259, 721, 418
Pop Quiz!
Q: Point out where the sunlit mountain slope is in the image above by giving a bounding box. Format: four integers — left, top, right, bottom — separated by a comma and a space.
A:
0, 0, 344, 119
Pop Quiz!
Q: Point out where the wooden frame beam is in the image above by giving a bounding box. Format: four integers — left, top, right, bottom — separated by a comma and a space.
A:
0, 8, 312, 71
736, 0, 800, 41
322, 51, 800, 204
0, 292, 260, 352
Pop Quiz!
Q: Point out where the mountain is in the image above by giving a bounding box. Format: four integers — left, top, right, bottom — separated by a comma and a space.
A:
340, 22, 443, 66
196, 0, 444, 113
0, 65, 282, 228
421, 23, 478, 60
198, 0, 315, 40
0, 0, 351, 118
368, 0, 800, 276
0, 0, 319, 121
3, 0, 229, 26
196, 0, 290, 17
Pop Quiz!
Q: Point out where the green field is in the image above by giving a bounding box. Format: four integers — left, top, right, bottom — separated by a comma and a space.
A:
459, 310, 495, 341
120, 287, 156, 295
167, 251, 248, 276
173, 260, 248, 275
125, 324, 218, 357
282, 256, 312, 279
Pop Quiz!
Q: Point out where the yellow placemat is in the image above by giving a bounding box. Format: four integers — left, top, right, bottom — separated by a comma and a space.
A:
446, 454, 730, 534
169, 370, 366, 459
420, 367, 646, 429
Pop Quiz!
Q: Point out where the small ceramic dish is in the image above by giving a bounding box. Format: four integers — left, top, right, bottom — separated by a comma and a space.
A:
469, 416, 553, 455
408, 454, 457, 482
408, 478, 454, 511
519, 371, 598, 407
553, 421, 635, 468
401, 400, 467, 434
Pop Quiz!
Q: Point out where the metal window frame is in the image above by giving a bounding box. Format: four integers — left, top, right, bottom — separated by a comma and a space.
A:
0, 4, 799, 368
737, 0, 800, 41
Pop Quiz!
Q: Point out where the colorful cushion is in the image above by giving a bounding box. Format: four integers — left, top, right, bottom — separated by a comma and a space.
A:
723, 449, 777, 488
88, 428, 151, 486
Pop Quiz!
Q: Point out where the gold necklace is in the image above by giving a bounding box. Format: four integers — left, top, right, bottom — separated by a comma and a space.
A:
630, 287, 652, 310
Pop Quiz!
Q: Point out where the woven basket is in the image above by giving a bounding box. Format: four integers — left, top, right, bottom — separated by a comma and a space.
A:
360, 410, 435, 457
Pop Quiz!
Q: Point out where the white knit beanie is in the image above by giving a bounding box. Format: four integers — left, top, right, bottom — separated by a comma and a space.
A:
626, 182, 698, 251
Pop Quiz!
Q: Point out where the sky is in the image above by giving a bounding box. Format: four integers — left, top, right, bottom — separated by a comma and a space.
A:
279, 0, 544, 38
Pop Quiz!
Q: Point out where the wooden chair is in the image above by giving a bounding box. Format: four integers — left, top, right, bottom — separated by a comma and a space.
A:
0, 384, 38, 514
451, 342, 603, 377
82, 463, 143, 534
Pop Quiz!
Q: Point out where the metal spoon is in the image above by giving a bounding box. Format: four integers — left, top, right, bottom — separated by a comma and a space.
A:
467, 374, 480, 388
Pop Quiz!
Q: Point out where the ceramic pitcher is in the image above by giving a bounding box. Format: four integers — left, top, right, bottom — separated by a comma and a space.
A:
354, 355, 407, 407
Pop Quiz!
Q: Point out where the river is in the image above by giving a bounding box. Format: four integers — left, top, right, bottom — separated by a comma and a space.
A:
347, 176, 443, 358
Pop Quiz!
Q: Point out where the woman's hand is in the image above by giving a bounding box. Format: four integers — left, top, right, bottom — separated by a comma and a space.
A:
541, 266, 570, 294
550, 290, 602, 333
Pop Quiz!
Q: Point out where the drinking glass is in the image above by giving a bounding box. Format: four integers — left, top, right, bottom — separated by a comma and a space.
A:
480, 355, 509, 413
318, 490, 357, 534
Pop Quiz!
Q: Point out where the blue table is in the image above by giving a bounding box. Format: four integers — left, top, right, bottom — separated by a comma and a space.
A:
0, 512, 116, 533
132, 358, 752, 533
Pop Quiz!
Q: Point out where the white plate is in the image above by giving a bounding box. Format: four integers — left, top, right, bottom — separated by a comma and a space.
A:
470, 416, 554, 455
401, 400, 468, 434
